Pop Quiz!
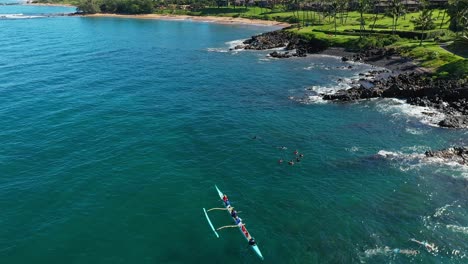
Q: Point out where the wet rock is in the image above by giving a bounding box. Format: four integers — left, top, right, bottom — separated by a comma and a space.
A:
323, 86, 383, 101
321, 72, 468, 128
243, 30, 293, 50
425, 147, 468, 165
438, 116, 468, 128
269, 51, 291, 58
242, 29, 327, 55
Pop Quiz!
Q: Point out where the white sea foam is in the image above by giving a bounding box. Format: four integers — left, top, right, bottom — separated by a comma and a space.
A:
433, 203, 455, 218
446, 225, 468, 235
375, 98, 446, 127
405, 127, 426, 135
295, 75, 362, 104
226, 39, 246, 50
304, 64, 332, 71
376, 148, 468, 179
376, 150, 425, 160
346, 146, 360, 152
402, 145, 430, 153
0, 13, 44, 19
207, 39, 246, 53
293, 85, 337, 104
206, 47, 228, 53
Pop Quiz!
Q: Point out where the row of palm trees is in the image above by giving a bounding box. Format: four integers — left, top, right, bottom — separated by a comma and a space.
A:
161, 0, 465, 36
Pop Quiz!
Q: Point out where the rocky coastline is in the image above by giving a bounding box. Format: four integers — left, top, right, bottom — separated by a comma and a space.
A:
425, 147, 468, 166
323, 73, 468, 128
236, 29, 468, 129
232, 29, 328, 58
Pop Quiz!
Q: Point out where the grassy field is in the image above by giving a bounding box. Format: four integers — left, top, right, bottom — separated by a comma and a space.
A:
180, 6, 464, 77
176, 7, 451, 32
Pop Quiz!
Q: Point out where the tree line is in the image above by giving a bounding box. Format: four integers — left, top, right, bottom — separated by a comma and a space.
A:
77, 0, 154, 14
76, 0, 467, 40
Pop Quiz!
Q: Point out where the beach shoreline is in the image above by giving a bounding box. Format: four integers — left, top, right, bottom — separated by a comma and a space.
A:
83, 13, 291, 27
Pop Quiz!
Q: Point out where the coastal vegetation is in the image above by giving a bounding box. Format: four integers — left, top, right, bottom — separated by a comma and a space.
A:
34, 0, 467, 78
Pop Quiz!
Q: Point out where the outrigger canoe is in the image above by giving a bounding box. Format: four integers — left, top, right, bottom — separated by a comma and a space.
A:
215, 185, 264, 260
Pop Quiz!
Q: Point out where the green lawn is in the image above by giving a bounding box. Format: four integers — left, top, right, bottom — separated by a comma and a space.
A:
180, 7, 451, 32
394, 40, 463, 69
171, 6, 463, 76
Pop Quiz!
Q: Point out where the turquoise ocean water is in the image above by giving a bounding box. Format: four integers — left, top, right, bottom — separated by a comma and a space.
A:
0, 4, 467, 264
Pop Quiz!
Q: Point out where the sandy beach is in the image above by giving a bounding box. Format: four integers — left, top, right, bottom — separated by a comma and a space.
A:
84, 13, 291, 27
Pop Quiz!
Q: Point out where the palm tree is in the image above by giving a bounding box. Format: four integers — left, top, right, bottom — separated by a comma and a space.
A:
370, 0, 380, 33
330, 0, 339, 36
461, 8, 468, 41
388, 0, 405, 35
357, 0, 370, 38
337, 0, 348, 24
448, 0, 468, 35
412, 2, 435, 46
439, 3, 448, 29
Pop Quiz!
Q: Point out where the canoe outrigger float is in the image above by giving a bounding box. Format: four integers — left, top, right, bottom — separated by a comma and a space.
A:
203, 185, 264, 260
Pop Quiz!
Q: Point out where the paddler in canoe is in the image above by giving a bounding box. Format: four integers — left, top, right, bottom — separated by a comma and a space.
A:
207, 206, 238, 217
216, 216, 244, 230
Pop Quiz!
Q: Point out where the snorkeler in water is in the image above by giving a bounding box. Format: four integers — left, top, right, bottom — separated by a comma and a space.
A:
364, 246, 419, 257
410, 238, 438, 253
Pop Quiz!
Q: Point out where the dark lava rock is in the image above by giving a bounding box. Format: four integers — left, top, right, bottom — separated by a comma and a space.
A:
321, 72, 468, 128
269, 51, 291, 58
323, 86, 383, 101
242, 29, 327, 55
438, 116, 468, 128
425, 146, 468, 165
243, 30, 293, 50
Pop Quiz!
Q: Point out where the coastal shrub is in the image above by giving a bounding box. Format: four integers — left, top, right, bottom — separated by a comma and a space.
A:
99, 0, 118, 13
428, 51, 439, 60
78, 0, 155, 14
437, 71, 450, 78
354, 35, 400, 49
287, 16, 300, 24
382, 35, 400, 46
437, 59, 468, 79
373, 25, 390, 29
436, 30, 456, 42
77, 0, 101, 14
115, 0, 154, 14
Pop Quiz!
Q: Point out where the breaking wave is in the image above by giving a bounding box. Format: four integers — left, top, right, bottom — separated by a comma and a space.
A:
375, 98, 446, 127
292, 76, 362, 104
375, 148, 468, 179
0, 13, 44, 19
207, 39, 246, 53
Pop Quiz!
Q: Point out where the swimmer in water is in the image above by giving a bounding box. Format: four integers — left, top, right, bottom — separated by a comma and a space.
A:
278, 159, 283, 164
410, 238, 438, 253
294, 150, 298, 155
288, 160, 294, 166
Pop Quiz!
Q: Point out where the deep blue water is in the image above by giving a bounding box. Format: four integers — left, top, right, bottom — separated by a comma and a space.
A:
0, 4, 467, 264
